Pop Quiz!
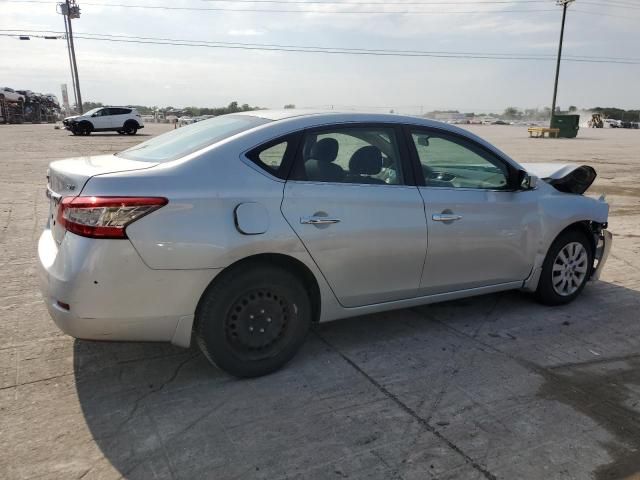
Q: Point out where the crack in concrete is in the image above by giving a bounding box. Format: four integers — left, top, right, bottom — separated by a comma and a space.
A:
314, 331, 498, 480
420, 313, 640, 480
105, 353, 199, 442
0, 371, 75, 391
548, 352, 640, 371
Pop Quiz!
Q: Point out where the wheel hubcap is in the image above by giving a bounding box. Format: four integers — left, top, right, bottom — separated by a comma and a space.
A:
226, 288, 290, 355
552, 242, 588, 296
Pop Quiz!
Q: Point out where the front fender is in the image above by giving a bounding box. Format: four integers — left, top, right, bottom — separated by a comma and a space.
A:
522, 183, 609, 291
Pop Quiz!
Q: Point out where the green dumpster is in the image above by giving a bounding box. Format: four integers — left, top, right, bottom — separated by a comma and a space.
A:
551, 114, 580, 138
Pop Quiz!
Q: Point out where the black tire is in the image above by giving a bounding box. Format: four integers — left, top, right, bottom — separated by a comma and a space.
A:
76, 121, 92, 136
536, 229, 593, 306
123, 121, 138, 135
196, 263, 311, 378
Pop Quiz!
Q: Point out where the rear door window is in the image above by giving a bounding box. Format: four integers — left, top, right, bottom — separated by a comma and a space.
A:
294, 126, 405, 185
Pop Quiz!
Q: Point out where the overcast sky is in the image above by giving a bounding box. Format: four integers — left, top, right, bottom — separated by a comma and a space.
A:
1, 0, 639, 113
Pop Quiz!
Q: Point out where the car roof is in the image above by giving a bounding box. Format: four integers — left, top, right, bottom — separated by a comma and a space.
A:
234, 109, 477, 137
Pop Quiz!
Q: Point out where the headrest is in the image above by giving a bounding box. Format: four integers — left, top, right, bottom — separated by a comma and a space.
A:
309, 138, 339, 163
349, 146, 383, 175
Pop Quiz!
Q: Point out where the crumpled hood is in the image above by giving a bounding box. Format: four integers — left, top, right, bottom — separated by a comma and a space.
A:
520, 162, 597, 195
63, 115, 81, 122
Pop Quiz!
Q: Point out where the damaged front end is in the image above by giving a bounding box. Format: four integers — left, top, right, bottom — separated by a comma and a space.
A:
591, 222, 613, 281
520, 163, 597, 195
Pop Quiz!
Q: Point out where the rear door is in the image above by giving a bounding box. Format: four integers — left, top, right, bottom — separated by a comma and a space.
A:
407, 127, 538, 295
110, 107, 131, 128
281, 124, 428, 307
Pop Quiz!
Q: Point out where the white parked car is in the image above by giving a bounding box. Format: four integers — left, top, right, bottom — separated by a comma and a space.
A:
39, 111, 611, 377
62, 106, 144, 135
0, 87, 25, 103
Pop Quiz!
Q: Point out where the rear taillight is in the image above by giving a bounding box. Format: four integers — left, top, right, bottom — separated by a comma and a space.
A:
57, 196, 167, 239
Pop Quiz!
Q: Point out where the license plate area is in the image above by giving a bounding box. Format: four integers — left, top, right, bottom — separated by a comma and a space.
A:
46, 188, 64, 243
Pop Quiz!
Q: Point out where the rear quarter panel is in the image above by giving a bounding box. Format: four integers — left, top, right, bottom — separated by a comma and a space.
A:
82, 143, 306, 270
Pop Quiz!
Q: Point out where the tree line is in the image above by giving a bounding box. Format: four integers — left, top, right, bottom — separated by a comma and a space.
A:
82, 101, 262, 117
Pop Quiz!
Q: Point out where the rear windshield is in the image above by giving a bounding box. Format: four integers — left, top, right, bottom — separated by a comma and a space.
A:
117, 114, 270, 162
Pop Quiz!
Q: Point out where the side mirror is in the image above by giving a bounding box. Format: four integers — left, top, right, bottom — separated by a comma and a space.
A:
517, 169, 538, 190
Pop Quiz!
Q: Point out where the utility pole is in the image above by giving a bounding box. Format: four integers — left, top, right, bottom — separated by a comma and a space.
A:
58, 1, 82, 113
550, 0, 574, 125
61, 10, 77, 112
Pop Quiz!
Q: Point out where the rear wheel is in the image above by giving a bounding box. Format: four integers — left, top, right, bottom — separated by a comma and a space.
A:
196, 263, 311, 378
536, 230, 593, 305
123, 121, 138, 135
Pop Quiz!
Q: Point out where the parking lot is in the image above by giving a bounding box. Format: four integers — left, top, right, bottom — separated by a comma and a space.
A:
1, 122, 640, 480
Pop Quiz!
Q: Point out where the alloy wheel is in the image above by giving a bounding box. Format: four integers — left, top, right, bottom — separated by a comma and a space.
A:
552, 242, 588, 296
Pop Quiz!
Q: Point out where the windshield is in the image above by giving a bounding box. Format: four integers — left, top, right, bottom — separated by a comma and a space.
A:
84, 108, 101, 116
117, 114, 271, 162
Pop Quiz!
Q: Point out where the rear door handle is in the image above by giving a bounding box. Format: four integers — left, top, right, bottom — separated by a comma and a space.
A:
300, 216, 341, 225
432, 214, 463, 222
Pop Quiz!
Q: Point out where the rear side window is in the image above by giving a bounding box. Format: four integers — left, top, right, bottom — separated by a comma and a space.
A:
257, 142, 288, 169
118, 114, 271, 163
246, 135, 300, 179
112, 108, 131, 115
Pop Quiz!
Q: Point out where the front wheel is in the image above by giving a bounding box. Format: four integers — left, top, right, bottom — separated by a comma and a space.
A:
195, 264, 311, 378
536, 230, 593, 306
75, 122, 92, 135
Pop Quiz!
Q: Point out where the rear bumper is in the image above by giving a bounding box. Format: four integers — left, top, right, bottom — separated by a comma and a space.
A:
591, 229, 613, 281
37, 229, 219, 347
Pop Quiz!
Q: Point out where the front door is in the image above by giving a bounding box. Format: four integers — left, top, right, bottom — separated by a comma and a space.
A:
281, 124, 428, 307
91, 108, 112, 130
407, 128, 538, 295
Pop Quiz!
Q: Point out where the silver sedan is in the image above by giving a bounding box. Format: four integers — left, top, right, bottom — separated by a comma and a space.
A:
38, 111, 612, 377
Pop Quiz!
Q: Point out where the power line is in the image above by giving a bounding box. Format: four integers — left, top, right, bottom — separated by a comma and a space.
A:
3, 29, 640, 63
9, 0, 640, 10
197, 0, 551, 4
199, 0, 640, 8
573, 8, 640, 19
0, 29, 625, 60
5, 29, 639, 64
1, 0, 560, 14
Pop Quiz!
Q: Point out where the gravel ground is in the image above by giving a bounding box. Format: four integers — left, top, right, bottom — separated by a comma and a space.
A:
1, 122, 639, 480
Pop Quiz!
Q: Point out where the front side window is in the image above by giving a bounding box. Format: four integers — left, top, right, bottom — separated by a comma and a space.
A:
298, 127, 404, 185
411, 131, 510, 190
118, 114, 270, 163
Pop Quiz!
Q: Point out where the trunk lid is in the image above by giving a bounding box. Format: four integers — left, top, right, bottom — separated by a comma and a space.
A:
47, 154, 158, 243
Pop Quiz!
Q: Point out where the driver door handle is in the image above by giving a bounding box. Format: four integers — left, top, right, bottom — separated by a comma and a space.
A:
432, 213, 463, 222
300, 216, 341, 225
